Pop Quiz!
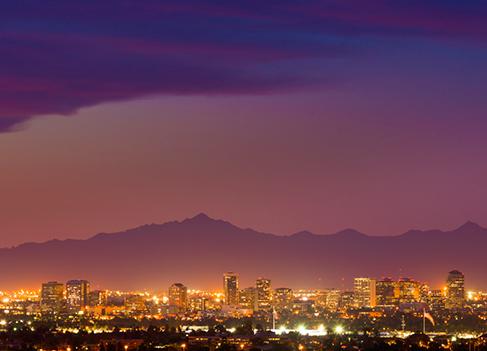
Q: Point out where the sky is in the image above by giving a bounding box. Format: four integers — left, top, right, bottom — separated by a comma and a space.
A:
1, 0, 487, 247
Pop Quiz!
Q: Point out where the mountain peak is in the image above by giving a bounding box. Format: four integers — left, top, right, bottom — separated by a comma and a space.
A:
455, 220, 483, 232
185, 212, 214, 223
334, 228, 367, 237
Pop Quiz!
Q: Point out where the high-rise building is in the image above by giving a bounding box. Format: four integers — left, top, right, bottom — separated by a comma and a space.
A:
419, 283, 430, 303
353, 277, 376, 308
396, 278, 420, 304
89, 290, 108, 307
239, 287, 257, 310
428, 289, 446, 311
168, 283, 188, 312
339, 291, 355, 310
446, 270, 465, 309
256, 278, 272, 311
189, 296, 208, 312
274, 287, 293, 311
376, 278, 396, 306
66, 280, 90, 311
41, 281, 65, 313
223, 272, 239, 306
325, 289, 341, 311
125, 294, 147, 314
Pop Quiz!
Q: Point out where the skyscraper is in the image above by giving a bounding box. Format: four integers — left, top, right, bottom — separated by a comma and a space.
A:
274, 287, 293, 311
41, 281, 65, 313
396, 278, 420, 304
353, 277, 376, 308
89, 290, 108, 307
376, 278, 396, 306
239, 287, 257, 311
169, 283, 188, 312
428, 289, 446, 311
256, 278, 272, 311
446, 270, 465, 309
223, 272, 239, 306
66, 280, 90, 312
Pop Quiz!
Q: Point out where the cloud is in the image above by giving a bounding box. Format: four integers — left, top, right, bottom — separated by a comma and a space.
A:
1, 0, 486, 131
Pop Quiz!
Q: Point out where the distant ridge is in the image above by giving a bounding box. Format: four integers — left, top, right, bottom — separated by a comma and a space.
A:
0, 213, 485, 291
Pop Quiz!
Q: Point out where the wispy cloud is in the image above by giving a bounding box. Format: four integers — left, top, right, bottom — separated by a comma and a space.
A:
1, 0, 486, 131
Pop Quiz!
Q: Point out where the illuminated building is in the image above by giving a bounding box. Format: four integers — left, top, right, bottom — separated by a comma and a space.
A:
169, 283, 188, 312
446, 270, 465, 309
89, 290, 108, 307
325, 289, 341, 311
292, 297, 314, 315
66, 280, 90, 311
376, 278, 396, 306
41, 281, 64, 313
125, 294, 147, 314
396, 278, 420, 304
274, 287, 293, 311
223, 272, 239, 306
189, 296, 207, 312
239, 287, 257, 310
339, 291, 355, 310
256, 278, 272, 311
419, 283, 430, 303
428, 289, 445, 311
353, 277, 376, 308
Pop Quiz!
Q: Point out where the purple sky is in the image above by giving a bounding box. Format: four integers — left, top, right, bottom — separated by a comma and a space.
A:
1, 1, 487, 246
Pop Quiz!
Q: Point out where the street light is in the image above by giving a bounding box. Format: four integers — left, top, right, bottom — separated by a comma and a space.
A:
181, 343, 186, 351
334, 325, 344, 334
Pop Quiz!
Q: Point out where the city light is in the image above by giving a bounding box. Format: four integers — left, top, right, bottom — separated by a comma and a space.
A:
0, 269, 482, 349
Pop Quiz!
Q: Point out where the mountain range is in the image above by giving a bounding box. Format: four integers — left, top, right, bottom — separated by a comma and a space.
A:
0, 213, 485, 291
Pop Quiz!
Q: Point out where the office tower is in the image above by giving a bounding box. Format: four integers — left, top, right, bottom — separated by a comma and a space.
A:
89, 290, 108, 307
396, 278, 420, 304
325, 289, 341, 311
353, 277, 376, 308
41, 281, 65, 313
66, 280, 90, 311
239, 287, 257, 310
125, 294, 147, 314
419, 283, 431, 303
274, 287, 293, 311
428, 289, 446, 311
446, 270, 465, 309
339, 291, 355, 310
223, 272, 239, 306
376, 278, 396, 306
168, 283, 188, 312
256, 278, 272, 311
189, 296, 207, 312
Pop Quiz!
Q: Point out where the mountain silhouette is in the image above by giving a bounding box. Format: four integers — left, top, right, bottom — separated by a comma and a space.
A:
0, 214, 485, 291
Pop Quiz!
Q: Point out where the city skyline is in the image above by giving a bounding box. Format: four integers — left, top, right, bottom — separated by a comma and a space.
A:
0, 269, 472, 297
6, 269, 473, 310
2, 269, 484, 349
